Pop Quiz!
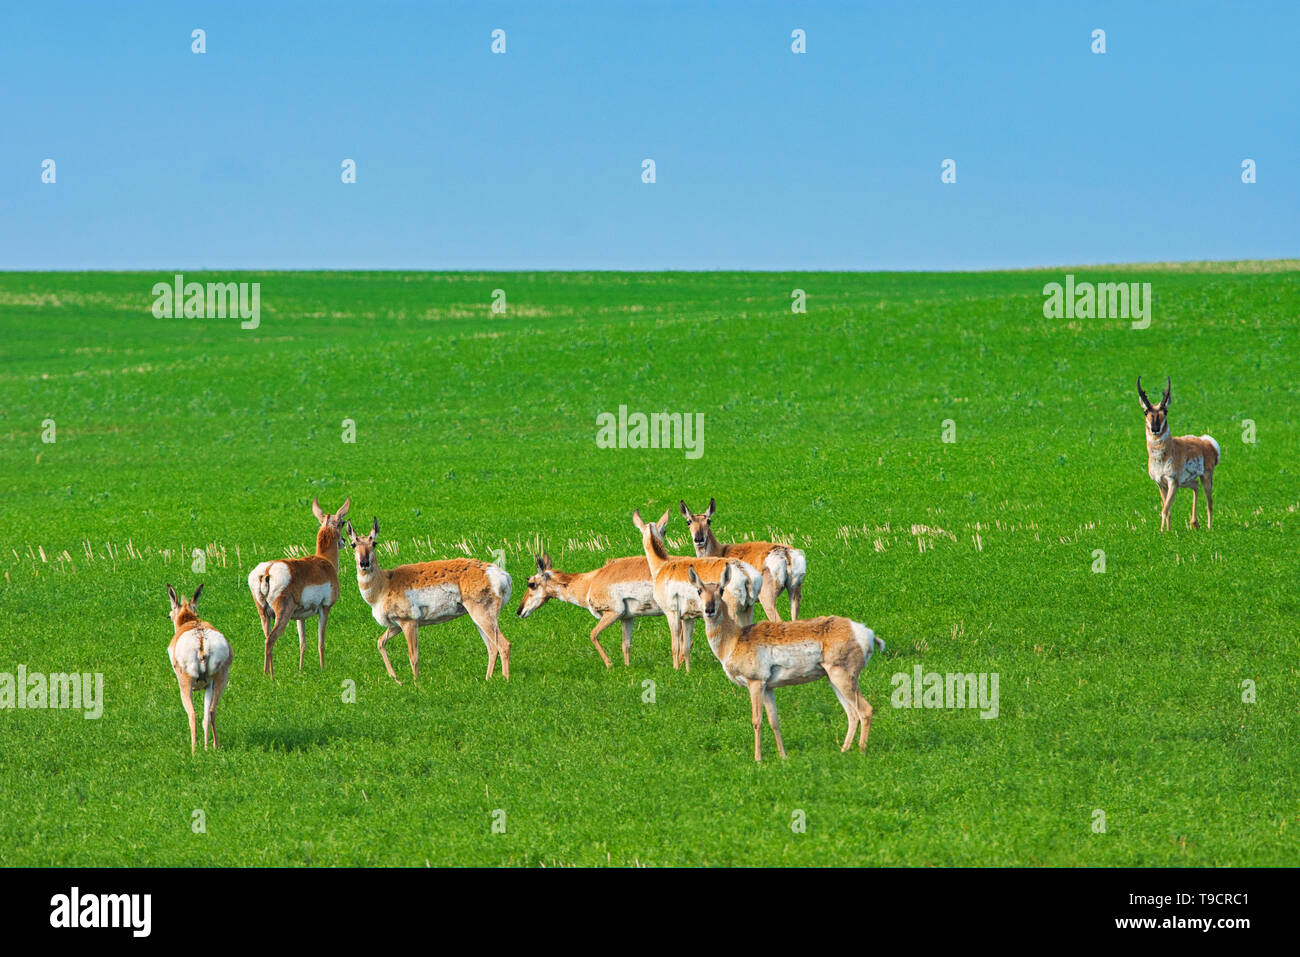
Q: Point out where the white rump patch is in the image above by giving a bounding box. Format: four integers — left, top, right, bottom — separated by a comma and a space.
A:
486, 564, 512, 604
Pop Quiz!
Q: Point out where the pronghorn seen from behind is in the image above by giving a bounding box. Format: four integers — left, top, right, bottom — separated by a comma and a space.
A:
166, 583, 233, 754
680, 497, 807, 621
633, 508, 760, 671
689, 565, 884, 762
1138, 376, 1220, 531
517, 553, 662, 668
248, 497, 349, 678
346, 518, 513, 683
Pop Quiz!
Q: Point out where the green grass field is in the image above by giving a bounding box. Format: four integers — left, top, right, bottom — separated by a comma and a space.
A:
0, 267, 1296, 866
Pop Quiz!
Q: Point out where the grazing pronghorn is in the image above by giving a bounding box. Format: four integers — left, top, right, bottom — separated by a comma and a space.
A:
346, 518, 513, 683
680, 498, 807, 621
1138, 377, 1221, 531
166, 584, 233, 755
632, 508, 760, 671
689, 565, 883, 762
248, 497, 349, 678
517, 553, 662, 667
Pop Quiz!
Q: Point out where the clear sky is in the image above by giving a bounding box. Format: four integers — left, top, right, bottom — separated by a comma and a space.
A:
2, 1, 1296, 270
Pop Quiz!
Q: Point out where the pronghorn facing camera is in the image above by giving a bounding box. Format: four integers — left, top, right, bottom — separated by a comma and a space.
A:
632, 508, 760, 671
346, 518, 513, 683
680, 498, 807, 621
689, 565, 883, 762
1138, 377, 1220, 531
248, 497, 349, 677
166, 583, 233, 754
517, 553, 662, 668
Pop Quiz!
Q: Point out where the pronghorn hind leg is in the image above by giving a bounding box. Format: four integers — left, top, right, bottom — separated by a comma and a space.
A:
587, 609, 619, 668
1202, 471, 1214, 530
856, 692, 875, 752
787, 581, 802, 620
467, 602, 507, 680
316, 605, 329, 669
377, 624, 403, 683
177, 672, 197, 754
827, 671, 859, 751
761, 687, 787, 759
758, 574, 782, 623
264, 596, 296, 678
296, 619, 307, 671
1190, 484, 1200, 529
747, 680, 764, 762
207, 667, 230, 750
620, 618, 634, 667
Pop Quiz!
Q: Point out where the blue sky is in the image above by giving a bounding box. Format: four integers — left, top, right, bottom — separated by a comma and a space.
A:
2, 1, 1296, 270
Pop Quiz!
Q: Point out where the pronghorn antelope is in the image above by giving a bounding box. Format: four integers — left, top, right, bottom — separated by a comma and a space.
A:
517, 553, 662, 668
689, 565, 883, 762
632, 508, 760, 671
346, 518, 513, 683
1138, 376, 1220, 531
680, 498, 807, 621
166, 584, 233, 754
248, 497, 349, 678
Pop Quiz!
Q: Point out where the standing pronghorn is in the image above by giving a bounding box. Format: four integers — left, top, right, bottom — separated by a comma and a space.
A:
166, 584, 233, 754
688, 565, 884, 762
248, 497, 349, 678
632, 508, 761, 671
1138, 377, 1220, 531
680, 498, 807, 621
346, 518, 512, 683
517, 553, 662, 668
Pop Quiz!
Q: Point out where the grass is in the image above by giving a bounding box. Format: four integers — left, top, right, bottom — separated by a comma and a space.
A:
0, 267, 1296, 866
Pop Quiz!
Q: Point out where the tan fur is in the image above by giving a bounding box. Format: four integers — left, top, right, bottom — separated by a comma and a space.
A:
249, 497, 349, 677
681, 498, 805, 620
689, 567, 880, 762
517, 554, 661, 667
348, 519, 512, 684
1138, 377, 1220, 531
632, 508, 757, 672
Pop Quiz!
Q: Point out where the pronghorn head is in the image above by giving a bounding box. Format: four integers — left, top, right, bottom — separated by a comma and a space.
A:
632, 507, 673, 557
312, 497, 351, 536
166, 583, 203, 627
679, 498, 716, 552
345, 517, 380, 574
1137, 376, 1171, 438
517, 553, 557, 618
688, 564, 730, 622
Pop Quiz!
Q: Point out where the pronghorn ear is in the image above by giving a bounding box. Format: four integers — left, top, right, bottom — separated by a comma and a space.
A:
706, 498, 716, 519
336, 497, 351, 520
345, 520, 356, 544
1137, 376, 1153, 411
312, 498, 325, 523
720, 562, 731, 587
536, 553, 551, 573
191, 583, 204, 607
1161, 376, 1171, 409
166, 584, 180, 610
688, 565, 701, 588
656, 508, 672, 532
679, 500, 691, 519
371, 517, 379, 540
632, 509, 645, 531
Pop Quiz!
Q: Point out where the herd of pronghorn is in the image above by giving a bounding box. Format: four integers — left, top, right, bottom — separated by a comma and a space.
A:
167, 376, 1221, 761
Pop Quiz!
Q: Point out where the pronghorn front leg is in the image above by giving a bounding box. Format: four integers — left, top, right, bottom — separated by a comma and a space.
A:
296, 619, 307, 671
620, 618, 634, 667
664, 610, 682, 669
400, 619, 420, 685
1160, 481, 1177, 532
747, 679, 765, 762
376, 624, 403, 684
680, 617, 695, 672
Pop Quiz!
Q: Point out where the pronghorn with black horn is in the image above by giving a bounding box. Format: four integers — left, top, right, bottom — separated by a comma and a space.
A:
680, 497, 807, 620
632, 508, 761, 671
167, 583, 233, 754
516, 553, 662, 668
688, 565, 884, 762
1138, 376, 1220, 531
248, 497, 349, 677
346, 517, 512, 683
